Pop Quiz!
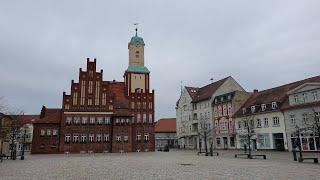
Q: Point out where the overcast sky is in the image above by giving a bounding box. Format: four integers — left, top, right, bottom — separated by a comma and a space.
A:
0, 1, 319, 119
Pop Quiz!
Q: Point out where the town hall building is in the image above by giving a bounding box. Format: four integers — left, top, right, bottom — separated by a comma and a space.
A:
31, 30, 155, 154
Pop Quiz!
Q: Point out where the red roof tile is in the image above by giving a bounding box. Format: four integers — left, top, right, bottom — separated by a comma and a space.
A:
191, 77, 229, 102
155, 118, 176, 133
234, 75, 320, 117
37, 106, 61, 124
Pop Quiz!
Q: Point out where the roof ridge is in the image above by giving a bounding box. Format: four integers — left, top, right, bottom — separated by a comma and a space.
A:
257, 75, 320, 93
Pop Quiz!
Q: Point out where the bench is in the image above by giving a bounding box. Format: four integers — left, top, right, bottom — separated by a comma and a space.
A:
235, 153, 249, 158
298, 157, 318, 163
251, 154, 266, 159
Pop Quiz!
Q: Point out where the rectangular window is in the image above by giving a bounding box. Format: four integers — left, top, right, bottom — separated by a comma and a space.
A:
102, 93, 107, 105
66, 116, 72, 125
137, 102, 141, 109
81, 134, 87, 143
131, 102, 135, 109
65, 134, 71, 143
72, 92, 78, 105
273, 117, 280, 126
52, 129, 58, 136
109, 105, 113, 111
294, 95, 299, 103
80, 80, 86, 105
144, 134, 149, 141
97, 117, 103, 125
137, 114, 141, 123
47, 129, 51, 136
88, 81, 93, 94
272, 102, 277, 109
216, 138, 221, 145
251, 106, 255, 113
223, 105, 227, 115
261, 104, 266, 111
303, 113, 308, 123
74, 117, 80, 125
143, 114, 147, 123
149, 114, 153, 123
312, 91, 318, 100
105, 117, 111, 124
136, 134, 141, 141
302, 93, 308, 102
116, 118, 120, 124
116, 136, 121, 142
227, 105, 232, 115
264, 118, 269, 127
256, 119, 261, 127
96, 134, 102, 142
124, 135, 129, 142
40, 129, 45, 136
104, 134, 109, 142
143, 102, 146, 109
82, 117, 88, 125
95, 81, 100, 105
89, 134, 94, 142
88, 99, 92, 106
73, 134, 79, 143
290, 115, 295, 125
90, 117, 95, 125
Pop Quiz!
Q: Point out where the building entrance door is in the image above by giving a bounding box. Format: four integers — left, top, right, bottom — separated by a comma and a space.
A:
223, 137, 228, 149
273, 133, 285, 151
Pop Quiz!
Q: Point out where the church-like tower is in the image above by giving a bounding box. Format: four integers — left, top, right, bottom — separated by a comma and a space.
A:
124, 28, 150, 95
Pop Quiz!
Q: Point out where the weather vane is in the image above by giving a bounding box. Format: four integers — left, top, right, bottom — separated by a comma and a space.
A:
134, 23, 139, 34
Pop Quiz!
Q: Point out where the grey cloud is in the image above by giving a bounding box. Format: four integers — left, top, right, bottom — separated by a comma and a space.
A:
0, 0, 320, 120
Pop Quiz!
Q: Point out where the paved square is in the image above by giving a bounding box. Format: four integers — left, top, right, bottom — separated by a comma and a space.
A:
0, 150, 319, 180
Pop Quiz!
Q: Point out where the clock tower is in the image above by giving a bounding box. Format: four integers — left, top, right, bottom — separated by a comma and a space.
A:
124, 28, 150, 95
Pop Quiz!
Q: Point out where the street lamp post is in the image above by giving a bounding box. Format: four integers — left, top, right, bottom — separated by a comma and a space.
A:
20, 129, 26, 160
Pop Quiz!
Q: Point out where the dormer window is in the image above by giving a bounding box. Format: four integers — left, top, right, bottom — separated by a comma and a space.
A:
251, 106, 255, 113
242, 108, 246, 114
302, 93, 308, 102
271, 102, 277, 109
312, 91, 318, 100
261, 104, 266, 111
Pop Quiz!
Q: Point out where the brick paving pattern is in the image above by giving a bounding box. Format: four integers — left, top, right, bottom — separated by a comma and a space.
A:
0, 150, 319, 180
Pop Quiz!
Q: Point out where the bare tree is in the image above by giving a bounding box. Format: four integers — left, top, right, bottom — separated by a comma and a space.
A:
237, 115, 255, 158
0, 97, 24, 159
198, 115, 212, 155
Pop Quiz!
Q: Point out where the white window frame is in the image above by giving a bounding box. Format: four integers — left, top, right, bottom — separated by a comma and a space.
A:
261, 104, 266, 111
264, 118, 269, 127
65, 134, 71, 142
144, 134, 149, 141
271, 102, 277, 109
272, 117, 280, 126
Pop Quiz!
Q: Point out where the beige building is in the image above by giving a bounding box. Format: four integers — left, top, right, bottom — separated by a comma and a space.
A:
176, 76, 246, 150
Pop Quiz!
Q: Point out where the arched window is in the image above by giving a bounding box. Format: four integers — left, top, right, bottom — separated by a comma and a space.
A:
135, 51, 139, 58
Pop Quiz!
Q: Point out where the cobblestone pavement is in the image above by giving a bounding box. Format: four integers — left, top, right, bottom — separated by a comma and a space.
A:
0, 150, 319, 180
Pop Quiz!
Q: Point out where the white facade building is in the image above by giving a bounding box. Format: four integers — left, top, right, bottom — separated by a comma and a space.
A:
176, 76, 245, 150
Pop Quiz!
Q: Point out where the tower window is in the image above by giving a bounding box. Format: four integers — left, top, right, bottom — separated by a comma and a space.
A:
135, 51, 139, 58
